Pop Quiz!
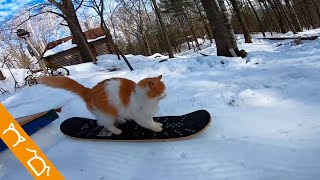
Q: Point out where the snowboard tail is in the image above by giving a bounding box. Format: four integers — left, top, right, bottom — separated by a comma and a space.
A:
60, 110, 211, 141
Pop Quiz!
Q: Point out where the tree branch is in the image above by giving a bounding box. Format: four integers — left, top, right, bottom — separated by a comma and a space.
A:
8, 11, 48, 31
46, 10, 66, 19
48, 0, 63, 10
60, 23, 69, 26
75, 0, 84, 12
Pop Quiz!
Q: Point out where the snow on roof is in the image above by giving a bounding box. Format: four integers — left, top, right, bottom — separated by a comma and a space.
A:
43, 39, 76, 58
88, 35, 106, 42
42, 27, 106, 58
42, 35, 107, 58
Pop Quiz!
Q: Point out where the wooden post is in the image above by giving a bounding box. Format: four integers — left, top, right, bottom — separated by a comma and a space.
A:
0, 70, 5, 80
24, 37, 49, 74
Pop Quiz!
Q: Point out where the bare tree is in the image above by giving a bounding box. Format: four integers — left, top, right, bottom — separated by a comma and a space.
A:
0, 28, 33, 69
88, 0, 134, 71
217, 0, 239, 50
151, 0, 174, 58
274, 0, 296, 33
266, 0, 287, 33
229, 0, 252, 43
284, 0, 302, 32
192, 0, 213, 43
181, 8, 201, 49
302, 0, 319, 28
48, 0, 97, 64
247, 0, 266, 37
310, 0, 320, 20
200, 0, 240, 56
160, 0, 201, 49
120, 0, 153, 55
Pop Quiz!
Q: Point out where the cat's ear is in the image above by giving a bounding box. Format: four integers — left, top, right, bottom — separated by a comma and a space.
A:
157, 75, 162, 80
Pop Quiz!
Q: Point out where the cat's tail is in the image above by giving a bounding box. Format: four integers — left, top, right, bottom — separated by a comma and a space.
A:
36, 76, 90, 100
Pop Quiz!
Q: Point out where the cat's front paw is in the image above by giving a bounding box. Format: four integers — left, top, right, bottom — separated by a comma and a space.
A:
112, 128, 122, 135
116, 118, 127, 124
155, 122, 163, 127
107, 126, 122, 135
151, 122, 163, 132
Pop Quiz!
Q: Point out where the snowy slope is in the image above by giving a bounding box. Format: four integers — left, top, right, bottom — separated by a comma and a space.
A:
1, 29, 320, 180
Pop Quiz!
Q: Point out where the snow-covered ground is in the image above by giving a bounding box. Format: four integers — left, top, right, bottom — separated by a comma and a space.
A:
1, 29, 320, 180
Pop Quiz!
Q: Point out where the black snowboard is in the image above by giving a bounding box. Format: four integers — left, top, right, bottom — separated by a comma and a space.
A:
60, 110, 211, 141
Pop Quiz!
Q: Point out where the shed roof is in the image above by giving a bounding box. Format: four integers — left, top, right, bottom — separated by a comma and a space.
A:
41, 27, 106, 58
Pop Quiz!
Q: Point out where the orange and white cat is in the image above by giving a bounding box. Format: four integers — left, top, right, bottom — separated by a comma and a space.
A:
36, 75, 166, 135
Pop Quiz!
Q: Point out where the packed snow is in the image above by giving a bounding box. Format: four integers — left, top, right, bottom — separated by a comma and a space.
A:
1, 29, 320, 180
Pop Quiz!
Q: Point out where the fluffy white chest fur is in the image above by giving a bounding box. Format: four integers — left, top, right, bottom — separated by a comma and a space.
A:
105, 79, 161, 119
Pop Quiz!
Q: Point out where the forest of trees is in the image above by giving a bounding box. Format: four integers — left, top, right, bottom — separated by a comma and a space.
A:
0, 0, 319, 69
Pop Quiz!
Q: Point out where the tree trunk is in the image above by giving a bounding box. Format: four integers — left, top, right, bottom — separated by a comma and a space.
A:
217, 0, 239, 50
229, 0, 252, 43
200, 0, 239, 56
101, 23, 133, 71
96, 0, 133, 70
141, 32, 152, 56
66, 19, 97, 63
105, 23, 120, 59
17, 41, 33, 68
266, 0, 287, 33
136, 36, 146, 54
177, 17, 191, 50
144, 0, 162, 53
284, 0, 302, 32
247, 0, 266, 37
259, 1, 274, 35
124, 31, 135, 54
50, 0, 97, 64
118, 23, 135, 54
25, 37, 48, 74
193, 0, 213, 43
271, 0, 286, 31
262, 0, 280, 33
310, 0, 320, 20
296, 0, 310, 29
303, 0, 318, 28
242, 0, 255, 33
151, 0, 174, 58
109, 15, 121, 59
274, 0, 296, 34
181, 10, 201, 49
65, 0, 97, 63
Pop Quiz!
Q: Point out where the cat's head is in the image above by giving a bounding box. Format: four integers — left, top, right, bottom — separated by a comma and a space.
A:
137, 75, 166, 100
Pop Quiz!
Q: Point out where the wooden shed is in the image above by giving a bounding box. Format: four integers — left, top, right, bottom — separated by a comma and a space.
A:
41, 27, 111, 67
